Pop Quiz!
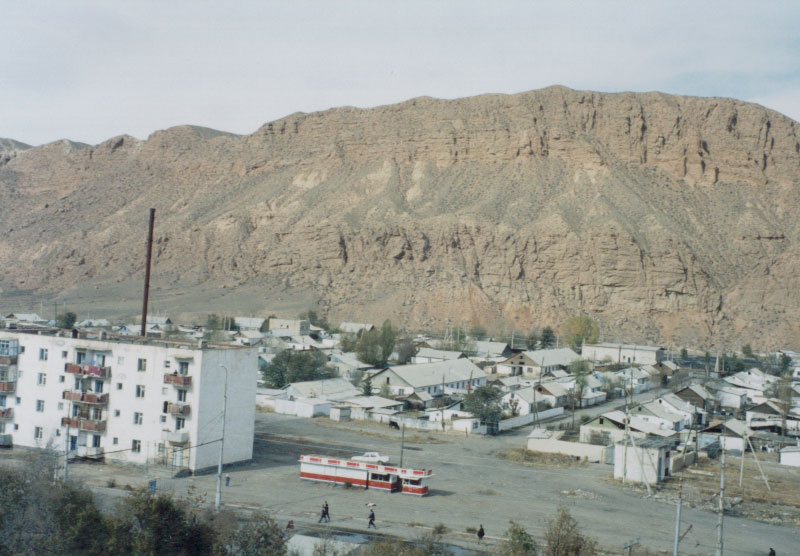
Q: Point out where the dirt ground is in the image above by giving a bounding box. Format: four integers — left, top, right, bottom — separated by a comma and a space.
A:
657, 453, 800, 527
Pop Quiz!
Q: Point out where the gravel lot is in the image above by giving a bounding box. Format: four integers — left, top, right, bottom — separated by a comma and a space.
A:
16, 412, 797, 555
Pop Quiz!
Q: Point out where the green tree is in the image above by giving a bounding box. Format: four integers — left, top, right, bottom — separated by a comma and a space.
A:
526, 329, 539, 350
206, 314, 222, 330
361, 377, 373, 396
779, 353, 792, 373
107, 488, 215, 556
680, 348, 688, 360
463, 385, 503, 423
561, 317, 599, 352
742, 344, 753, 358
545, 506, 597, 556
568, 360, 591, 428
213, 511, 286, 556
396, 338, 417, 364
540, 327, 556, 349
469, 325, 488, 340
500, 521, 537, 556
299, 310, 329, 331
356, 329, 382, 366
260, 350, 336, 388
378, 320, 397, 366
56, 311, 77, 329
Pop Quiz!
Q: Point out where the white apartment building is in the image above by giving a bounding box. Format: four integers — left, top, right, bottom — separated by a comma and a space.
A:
0, 329, 257, 472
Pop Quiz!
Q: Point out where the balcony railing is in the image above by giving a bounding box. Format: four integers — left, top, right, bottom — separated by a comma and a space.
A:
0, 355, 18, 365
62, 391, 109, 405
75, 446, 104, 457
164, 373, 192, 386
61, 417, 107, 432
0, 408, 12, 419
64, 363, 111, 379
0, 381, 15, 393
166, 403, 191, 416
161, 430, 190, 444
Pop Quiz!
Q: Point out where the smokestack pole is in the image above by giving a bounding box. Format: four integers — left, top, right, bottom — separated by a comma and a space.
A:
141, 208, 156, 337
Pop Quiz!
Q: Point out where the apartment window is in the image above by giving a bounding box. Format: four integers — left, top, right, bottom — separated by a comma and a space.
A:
55, 428, 60, 436
14, 424, 19, 430
96, 354, 106, 367
92, 435, 101, 448
157, 443, 165, 455
175, 417, 185, 430
58, 402, 64, 410
59, 376, 65, 383
116, 383, 123, 390
135, 385, 145, 398
164, 360, 170, 368
131, 439, 141, 453
0, 395, 5, 407
133, 412, 143, 425
177, 389, 187, 402
62, 351, 68, 359
160, 415, 166, 423
16, 397, 21, 404
34, 426, 43, 439
178, 361, 189, 375
161, 387, 168, 395
94, 380, 103, 393
19, 346, 25, 353
114, 409, 120, 417
117, 356, 125, 364
76, 352, 86, 364
113, 437, 118, 445
36, 400, 45, 412
137, 359, 147, 372
0, 423, 7, 434
39, 348, 48, 361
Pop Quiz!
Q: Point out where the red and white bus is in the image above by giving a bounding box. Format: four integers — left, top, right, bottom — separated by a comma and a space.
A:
299, 454, 433, 496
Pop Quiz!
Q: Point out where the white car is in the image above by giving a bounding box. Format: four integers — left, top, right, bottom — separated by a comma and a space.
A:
351, 452, 391, 464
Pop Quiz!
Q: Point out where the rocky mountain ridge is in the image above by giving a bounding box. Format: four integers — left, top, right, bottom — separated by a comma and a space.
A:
1, 86, 799, 348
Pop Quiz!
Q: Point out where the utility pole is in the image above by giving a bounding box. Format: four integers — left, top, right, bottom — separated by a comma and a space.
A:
215, 365, 229, 511
716, 449, 726, 556
673, 475, 683, 556
400, 422, 405, 467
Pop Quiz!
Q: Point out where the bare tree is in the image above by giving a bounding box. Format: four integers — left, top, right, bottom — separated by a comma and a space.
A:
545, 506, 597, 556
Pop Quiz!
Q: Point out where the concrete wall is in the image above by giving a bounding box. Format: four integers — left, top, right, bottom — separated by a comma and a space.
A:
526, 437, 606, 462
613, 444, 667, 484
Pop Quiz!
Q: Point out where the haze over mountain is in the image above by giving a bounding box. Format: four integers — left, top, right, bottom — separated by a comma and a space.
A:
2, 86, 799, 349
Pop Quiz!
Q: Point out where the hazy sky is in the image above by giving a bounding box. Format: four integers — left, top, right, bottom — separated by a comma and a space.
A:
3, 1, 799, 146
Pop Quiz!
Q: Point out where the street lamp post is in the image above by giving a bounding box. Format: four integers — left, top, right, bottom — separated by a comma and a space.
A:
215, 364, 229, 511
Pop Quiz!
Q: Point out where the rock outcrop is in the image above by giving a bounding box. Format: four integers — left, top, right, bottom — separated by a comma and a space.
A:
1, 87, 799, 348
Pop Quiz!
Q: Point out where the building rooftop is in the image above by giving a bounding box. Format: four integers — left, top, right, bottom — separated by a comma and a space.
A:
587, 343, 664, 352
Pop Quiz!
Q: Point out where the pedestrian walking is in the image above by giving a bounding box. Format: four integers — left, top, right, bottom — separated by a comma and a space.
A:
324, 501, 330, 522
368, 509, 376, 529
225, 473, 230, 487
477, 524, 485, 540
768, 549, 775, 556
318, 505, 327, 523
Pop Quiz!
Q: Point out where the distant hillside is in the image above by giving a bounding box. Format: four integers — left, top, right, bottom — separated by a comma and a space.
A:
1, 86, 799, 349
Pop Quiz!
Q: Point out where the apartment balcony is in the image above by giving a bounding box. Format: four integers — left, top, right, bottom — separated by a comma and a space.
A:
0, 355, 18, 365
166, 403, 191, 416
0, 408, 12, 419
62, 391, 109, 405
64, 363, 112, 379
161, 430, 190, 444
0, 434, 11, 447
61, 417, 107, 432
0, 381, 15, 393
164, 373, 192, 387
75, 446, 104, 457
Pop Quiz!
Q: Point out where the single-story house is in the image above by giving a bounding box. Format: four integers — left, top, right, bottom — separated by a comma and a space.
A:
339, 322, 375, 335
472, 341, 513, 359
412, 347, 467, 364
496, 348, 582, 378
582, 343, 665, 365
369, 359, 487, 397
281, 377, 361, 401
630, 401, 685, 431
580, 410, 677, 444
614, 438, 674, 484
234, 317, 267, 331
778, 446, 800, 467
674, 383, 717, 412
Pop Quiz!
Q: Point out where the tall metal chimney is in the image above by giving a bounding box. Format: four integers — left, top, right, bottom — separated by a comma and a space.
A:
140, 208, 156, 337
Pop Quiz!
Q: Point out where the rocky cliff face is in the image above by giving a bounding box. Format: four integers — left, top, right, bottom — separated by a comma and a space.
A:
1, 86, 799, 348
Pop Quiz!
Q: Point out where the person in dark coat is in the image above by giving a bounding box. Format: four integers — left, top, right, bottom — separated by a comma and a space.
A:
324, 501, 330, 522
477, 525, 485, 540
768, 549, 775, 556
368, 509, 376, 529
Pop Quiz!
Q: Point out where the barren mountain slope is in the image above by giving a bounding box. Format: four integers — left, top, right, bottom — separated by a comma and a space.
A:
1, 86, 799, 348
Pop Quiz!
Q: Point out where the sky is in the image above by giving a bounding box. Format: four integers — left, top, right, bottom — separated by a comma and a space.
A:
2, 1, 800, 146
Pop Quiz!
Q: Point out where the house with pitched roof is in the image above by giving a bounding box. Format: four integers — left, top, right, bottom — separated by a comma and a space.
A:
496, 348, 581, 378
412, 347, 466, 364
369, 359, 487, 397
